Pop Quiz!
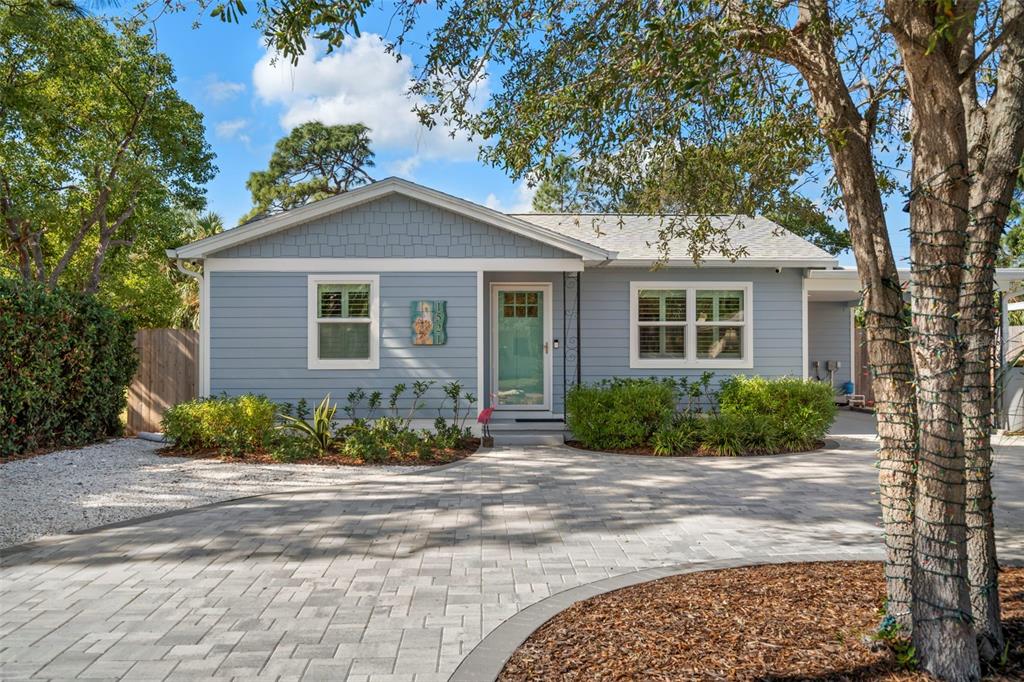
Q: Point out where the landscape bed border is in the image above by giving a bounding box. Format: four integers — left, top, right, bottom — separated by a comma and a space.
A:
452, 553, 1024, 682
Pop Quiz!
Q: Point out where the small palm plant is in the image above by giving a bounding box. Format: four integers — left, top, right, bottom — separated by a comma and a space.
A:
279, 394, 337, 455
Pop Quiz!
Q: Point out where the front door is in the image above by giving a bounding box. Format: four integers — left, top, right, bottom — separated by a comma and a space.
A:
492, 284, 551, 410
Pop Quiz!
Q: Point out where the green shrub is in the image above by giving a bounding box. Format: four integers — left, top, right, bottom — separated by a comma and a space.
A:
652, 421, 700, 455
566, 378, 676, 450
341, 421, 390, 462
699, 414, 746, 456
279, 393, 337, 455
719, 376, 836, 442
162, 394, 278, 455
0, 280, 137, 457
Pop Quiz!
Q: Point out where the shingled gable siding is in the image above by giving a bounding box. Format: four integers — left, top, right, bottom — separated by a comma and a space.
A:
208, 194, 576, 259
209, 271, 477, 413
807, 301, 854, 390
577, 267, 804, 388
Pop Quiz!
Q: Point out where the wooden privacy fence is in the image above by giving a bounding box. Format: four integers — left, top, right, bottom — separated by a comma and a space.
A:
127, 329, 198, 434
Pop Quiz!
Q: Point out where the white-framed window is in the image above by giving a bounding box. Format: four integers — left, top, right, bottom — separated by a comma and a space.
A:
307, 274, 379, 370
629, 281, 753, 369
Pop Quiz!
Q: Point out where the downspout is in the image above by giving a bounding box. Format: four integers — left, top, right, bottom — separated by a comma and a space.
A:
169, 249, 205, 397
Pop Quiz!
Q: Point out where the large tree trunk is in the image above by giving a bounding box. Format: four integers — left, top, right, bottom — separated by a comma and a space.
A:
790, 39, 918, 631
958, 0, 1024, 658
889, 2, 978, 677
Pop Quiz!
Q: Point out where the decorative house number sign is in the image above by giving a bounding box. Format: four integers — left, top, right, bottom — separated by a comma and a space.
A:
411, 300, 447, 345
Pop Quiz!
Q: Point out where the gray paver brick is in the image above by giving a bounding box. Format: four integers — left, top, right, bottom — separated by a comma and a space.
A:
2, 420, 1022, 680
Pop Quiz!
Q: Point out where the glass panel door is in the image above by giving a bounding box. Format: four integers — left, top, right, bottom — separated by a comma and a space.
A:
496, 289, 545, 407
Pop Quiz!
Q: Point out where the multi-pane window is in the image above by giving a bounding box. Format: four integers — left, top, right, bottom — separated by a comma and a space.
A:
502, 291, 540, 318
636, 289, 686, 359
695, 290, 744, 360
630, 282, 751, 368
308, 276, 379, 369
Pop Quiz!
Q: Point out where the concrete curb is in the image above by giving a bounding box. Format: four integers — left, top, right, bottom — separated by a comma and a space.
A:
453, 552, 1024, 682
451, 551, 884, 682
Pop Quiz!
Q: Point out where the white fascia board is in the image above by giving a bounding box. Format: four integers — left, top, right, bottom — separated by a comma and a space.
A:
174, 178, 612, 261
603, 257, 838, 269
806, 267, 1024, 293
204, 257, 585, 273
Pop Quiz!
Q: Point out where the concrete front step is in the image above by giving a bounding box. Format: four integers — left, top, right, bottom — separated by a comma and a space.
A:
488, 419, 567, 445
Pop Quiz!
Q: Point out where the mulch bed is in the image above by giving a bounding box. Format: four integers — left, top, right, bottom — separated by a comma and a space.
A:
564, 440, 827, 458
500, 561, 1024, 681
159, 438, 482, 466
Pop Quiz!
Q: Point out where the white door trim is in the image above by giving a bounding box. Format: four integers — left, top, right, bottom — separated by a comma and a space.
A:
490, 282, 553, 411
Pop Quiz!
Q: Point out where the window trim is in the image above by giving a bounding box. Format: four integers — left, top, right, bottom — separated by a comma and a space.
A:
629, 281, 753, 369
307, 274, 380, 370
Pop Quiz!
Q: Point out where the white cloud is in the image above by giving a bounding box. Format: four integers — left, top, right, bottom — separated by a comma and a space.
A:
252, 35, 484, 169
204, 76, 246, 103
484, 181, 537, 214
214, 118, 250, 144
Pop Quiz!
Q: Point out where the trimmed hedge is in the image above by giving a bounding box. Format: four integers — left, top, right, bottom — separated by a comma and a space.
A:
1, 279, 137, 457
162, 394, 278, 455
718, 375, 836, 443
565, 378, 676, 449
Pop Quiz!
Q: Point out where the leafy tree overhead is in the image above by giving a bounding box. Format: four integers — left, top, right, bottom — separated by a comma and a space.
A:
531, 152, 851, 256
203, 1, 1023, 677
0, 2, 215, 296
171, 211, 223, 329
243, 122, 375, 222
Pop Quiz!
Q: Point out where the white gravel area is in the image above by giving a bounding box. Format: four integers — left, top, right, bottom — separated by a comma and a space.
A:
0, 437, 428, 549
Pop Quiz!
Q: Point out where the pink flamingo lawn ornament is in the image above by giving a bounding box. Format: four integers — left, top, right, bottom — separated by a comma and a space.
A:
477, 394, 496, 440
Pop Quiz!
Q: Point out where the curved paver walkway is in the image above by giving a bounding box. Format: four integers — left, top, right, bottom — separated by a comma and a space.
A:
2, 412, 1022, 682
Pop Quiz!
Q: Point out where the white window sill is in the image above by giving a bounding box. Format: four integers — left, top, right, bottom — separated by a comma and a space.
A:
629, 358, 754, 370
308, 359, 379, 370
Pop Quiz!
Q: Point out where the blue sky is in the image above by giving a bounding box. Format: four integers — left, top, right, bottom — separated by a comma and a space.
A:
136, 6, 910, 268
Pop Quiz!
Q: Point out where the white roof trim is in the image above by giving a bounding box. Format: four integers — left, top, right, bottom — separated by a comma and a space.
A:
805, 267, 1024, 292
604, 257, 837, 268
171, 177, 612, 261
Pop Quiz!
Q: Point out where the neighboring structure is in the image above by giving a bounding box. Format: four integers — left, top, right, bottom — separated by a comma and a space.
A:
168, 177, 1024, 430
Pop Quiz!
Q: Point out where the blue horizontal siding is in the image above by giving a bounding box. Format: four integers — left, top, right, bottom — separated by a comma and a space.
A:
808, 301, 853, 389
209, 271, 478, 413
578, 267, 804, 387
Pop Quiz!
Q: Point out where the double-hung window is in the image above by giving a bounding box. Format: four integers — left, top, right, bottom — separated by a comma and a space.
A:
629, 282, 752, 368
307, 275, 379, 369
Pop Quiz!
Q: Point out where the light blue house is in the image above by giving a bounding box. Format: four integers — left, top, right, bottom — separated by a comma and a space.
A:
168, 177, 873, 431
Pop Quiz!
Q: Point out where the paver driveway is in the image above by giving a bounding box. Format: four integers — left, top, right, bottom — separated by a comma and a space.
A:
2, 412, 1022, 682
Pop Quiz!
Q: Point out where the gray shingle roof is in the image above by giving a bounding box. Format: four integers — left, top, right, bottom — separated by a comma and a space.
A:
510, 213, 836, 264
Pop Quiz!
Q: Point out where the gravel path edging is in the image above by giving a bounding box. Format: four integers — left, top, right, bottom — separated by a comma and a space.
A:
0, 444, 488, 558
450, 550, 884, 682
455, 551, 1024, 682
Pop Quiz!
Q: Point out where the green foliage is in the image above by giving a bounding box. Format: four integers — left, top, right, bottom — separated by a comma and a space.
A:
566, 378, 676, 450
699, 414, 746, 457
718, 375, 836, 443
243, 122, 374, 222
1, 4, 215, 299
651, 417, 702, 456
270, 434, 319, 463
873, 615, 918, 670
279, 393, 337, 455
162, 394, 278, 456
0, 279, 137, 457
341, 418, 391, 462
